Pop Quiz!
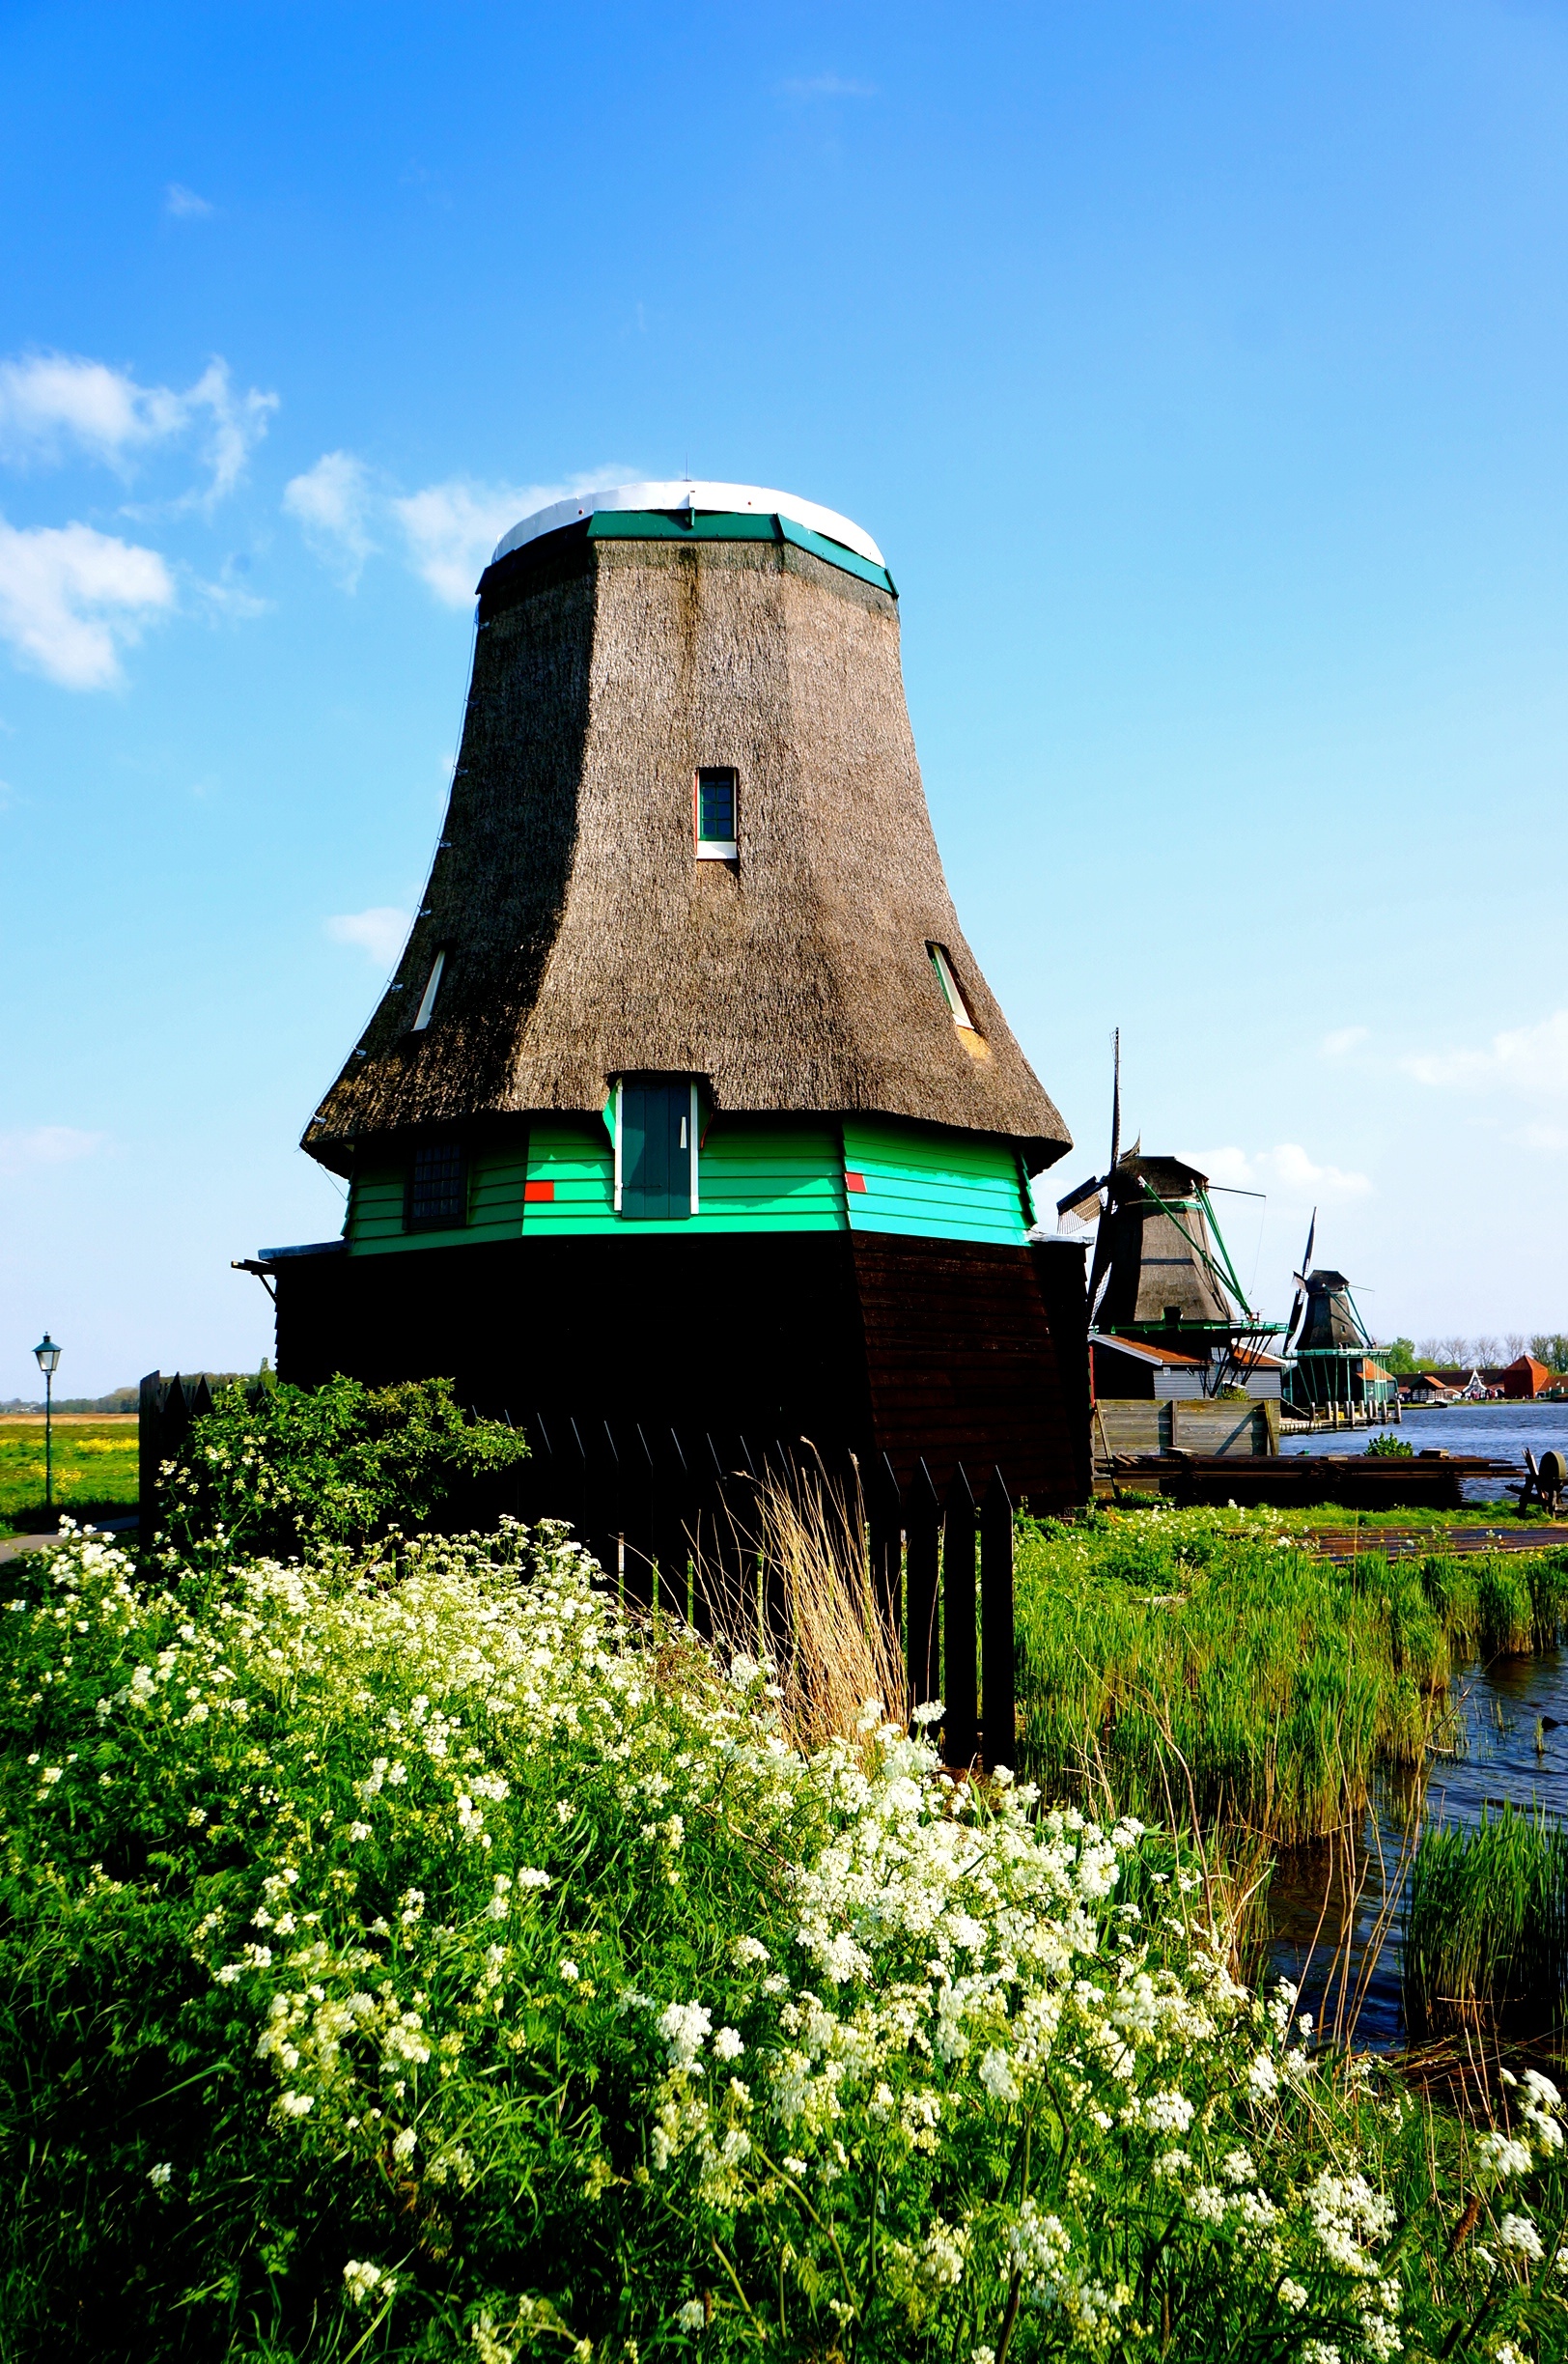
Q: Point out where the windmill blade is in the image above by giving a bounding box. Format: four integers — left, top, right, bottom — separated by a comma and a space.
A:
1283, 1207, 1317, 1354
1055, 1173, 1106, 1225
1108, 1027, 1121, 1177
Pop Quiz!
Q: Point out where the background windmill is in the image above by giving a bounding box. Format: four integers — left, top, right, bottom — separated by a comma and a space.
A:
1281, 1214, 1398, 1422
1057, 1032, 1284, 1397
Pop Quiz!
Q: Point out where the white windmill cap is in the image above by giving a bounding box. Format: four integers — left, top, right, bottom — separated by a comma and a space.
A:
491, 481, 884, 570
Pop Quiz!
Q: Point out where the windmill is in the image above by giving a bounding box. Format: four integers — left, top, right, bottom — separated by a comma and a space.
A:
1057, 1034, 1284, 1395
1282, 1231, 1395, 1419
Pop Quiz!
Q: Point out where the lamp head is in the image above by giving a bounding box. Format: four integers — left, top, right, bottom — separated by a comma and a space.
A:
33, 1333, 61, 1376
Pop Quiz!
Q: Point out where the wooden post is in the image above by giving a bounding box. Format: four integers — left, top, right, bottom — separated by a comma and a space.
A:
979, 1472, 1015, 1772
943, 1466, 977, 1768
868, 1452, 903, 1650
622, 1421, 656, 1612
905, 1461, 941, 1714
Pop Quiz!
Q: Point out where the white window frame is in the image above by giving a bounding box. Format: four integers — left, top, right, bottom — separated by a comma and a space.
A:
611, 1078, 700, 1214
929, 942, 975, 1030
411, 950, 446, 1031
694, 768, 739, 861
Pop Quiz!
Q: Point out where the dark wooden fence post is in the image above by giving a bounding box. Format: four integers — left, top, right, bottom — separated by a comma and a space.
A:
942, 1465, 977, 1768
868, 1452, 903, 1658
621, 1422, 656, 1611
905, 1460, 941, 1714
979, 1471, 1015, 1771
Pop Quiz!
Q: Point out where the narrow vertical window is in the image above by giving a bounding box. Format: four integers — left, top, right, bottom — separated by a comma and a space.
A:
928, 942, 975, 1030
406, 1140, 467, 1229
695, 768, 739, 859
616, 1079, 699, 1218
411, 950, 446, 1031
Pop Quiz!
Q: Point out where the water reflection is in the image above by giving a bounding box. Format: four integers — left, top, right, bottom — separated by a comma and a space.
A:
1264, 1644, 1568, 2048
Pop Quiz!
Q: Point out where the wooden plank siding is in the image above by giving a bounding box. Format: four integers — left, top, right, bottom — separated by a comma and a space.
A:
850, 1234, 1080, 1503
519, 1115, 848, 1235
345, 1115, 1044, 1252
1094, 1400, 1278, 1457
842, 1118, 1033, 1247
347, 1140, 529, 1255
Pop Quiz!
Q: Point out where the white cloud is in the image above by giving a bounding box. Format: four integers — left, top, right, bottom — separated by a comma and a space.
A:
1404, 1008, 1568, 1097
0, 517, 174, 688
285, 451, 377, 584
0, 350, 276, 504
326, 907, 410, 965
287, 458, 634, 605
394, 477, 598, 605
0, 1125, 103, 1173
1320, 1024, 1369, 1057
164, 183, 214, 218
1195, 1142, 1372, 1203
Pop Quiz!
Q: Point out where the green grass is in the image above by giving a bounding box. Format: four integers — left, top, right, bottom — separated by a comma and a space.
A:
1405, 1807, 1568, 2043
0, 1417, 138, 1535
1011, 1508, 1568, 1846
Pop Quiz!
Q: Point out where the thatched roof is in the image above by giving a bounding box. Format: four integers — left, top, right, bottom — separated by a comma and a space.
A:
303, 497, 1070, 1176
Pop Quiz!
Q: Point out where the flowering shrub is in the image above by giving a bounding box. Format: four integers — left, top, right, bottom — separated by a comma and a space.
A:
3, 1521, 1567, 2360
154, 1372, 531, 1557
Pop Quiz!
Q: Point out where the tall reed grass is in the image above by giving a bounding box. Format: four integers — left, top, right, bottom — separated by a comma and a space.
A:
1012, 1517, 1568, 1849
695, 1463, 909, 1754
1405, 1805, 1568, 2042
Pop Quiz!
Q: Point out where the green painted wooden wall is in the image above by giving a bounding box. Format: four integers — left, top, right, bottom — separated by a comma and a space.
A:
842, 1117, 1034, 1247
346, 1140, 529, 1254
344, 1114, 1037, 1254
520, 1115, 846, 1236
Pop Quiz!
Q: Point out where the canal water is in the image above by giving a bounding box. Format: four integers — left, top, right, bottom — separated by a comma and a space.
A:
1290, 1402, 1568, 1501
1264, 1639, 1568, 2049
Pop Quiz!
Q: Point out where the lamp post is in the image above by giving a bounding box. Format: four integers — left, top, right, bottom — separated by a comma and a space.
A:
33, 1334, 61, 1515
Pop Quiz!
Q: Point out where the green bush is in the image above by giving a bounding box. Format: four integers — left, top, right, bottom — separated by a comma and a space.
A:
6, 1525, 1565, 2360
1364, 1433, 1414, 1458
155, 1374, 531, 1559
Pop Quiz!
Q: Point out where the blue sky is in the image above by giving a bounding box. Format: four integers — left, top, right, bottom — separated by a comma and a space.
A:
4, 0, 1568, 1396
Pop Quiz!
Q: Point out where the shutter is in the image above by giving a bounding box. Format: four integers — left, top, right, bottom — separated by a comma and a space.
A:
619, 1081, 692, 1219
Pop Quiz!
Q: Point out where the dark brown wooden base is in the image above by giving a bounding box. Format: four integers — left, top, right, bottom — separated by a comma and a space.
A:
269, 1229, 1088, 1511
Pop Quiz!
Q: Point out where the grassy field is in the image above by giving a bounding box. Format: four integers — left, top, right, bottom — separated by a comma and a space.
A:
0, 1418, 138, 1535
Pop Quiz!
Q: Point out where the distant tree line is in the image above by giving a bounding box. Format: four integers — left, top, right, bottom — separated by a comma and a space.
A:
2, 1360, 275, 1418
1373, 1334, 1568, 1373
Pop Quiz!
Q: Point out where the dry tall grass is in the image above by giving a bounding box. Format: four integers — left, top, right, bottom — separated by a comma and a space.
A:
696, 1463, 910, 1755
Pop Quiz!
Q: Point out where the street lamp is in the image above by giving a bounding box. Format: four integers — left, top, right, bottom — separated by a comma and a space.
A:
33, 1334, 61, 1515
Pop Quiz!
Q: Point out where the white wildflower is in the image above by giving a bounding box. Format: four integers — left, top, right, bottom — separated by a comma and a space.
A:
343, 2259, 395, 2307
978, 2047, 1018, 2101
1478, 2132, 1532, 2181
1278, 2279, 1307, 2311
658, 2000, 713, 2070
712, 2026, 744, 2061
674, 2299, 705, 2331
148, 2161, 172, 2188
1498, 2212, 1544, 2260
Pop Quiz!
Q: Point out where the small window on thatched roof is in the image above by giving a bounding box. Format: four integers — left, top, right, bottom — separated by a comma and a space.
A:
928, 943, 975, 1031
406, 1140, 467, 1230
695, 768, 738, 860
411, 950, 445, 1031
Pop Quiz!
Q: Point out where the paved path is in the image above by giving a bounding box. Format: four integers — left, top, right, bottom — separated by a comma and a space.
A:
0, 1520, 137, 1564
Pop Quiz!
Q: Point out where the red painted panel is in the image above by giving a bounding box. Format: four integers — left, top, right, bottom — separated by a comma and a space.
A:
845, 1170, 867, 1193
524, 1179, 555, 1202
